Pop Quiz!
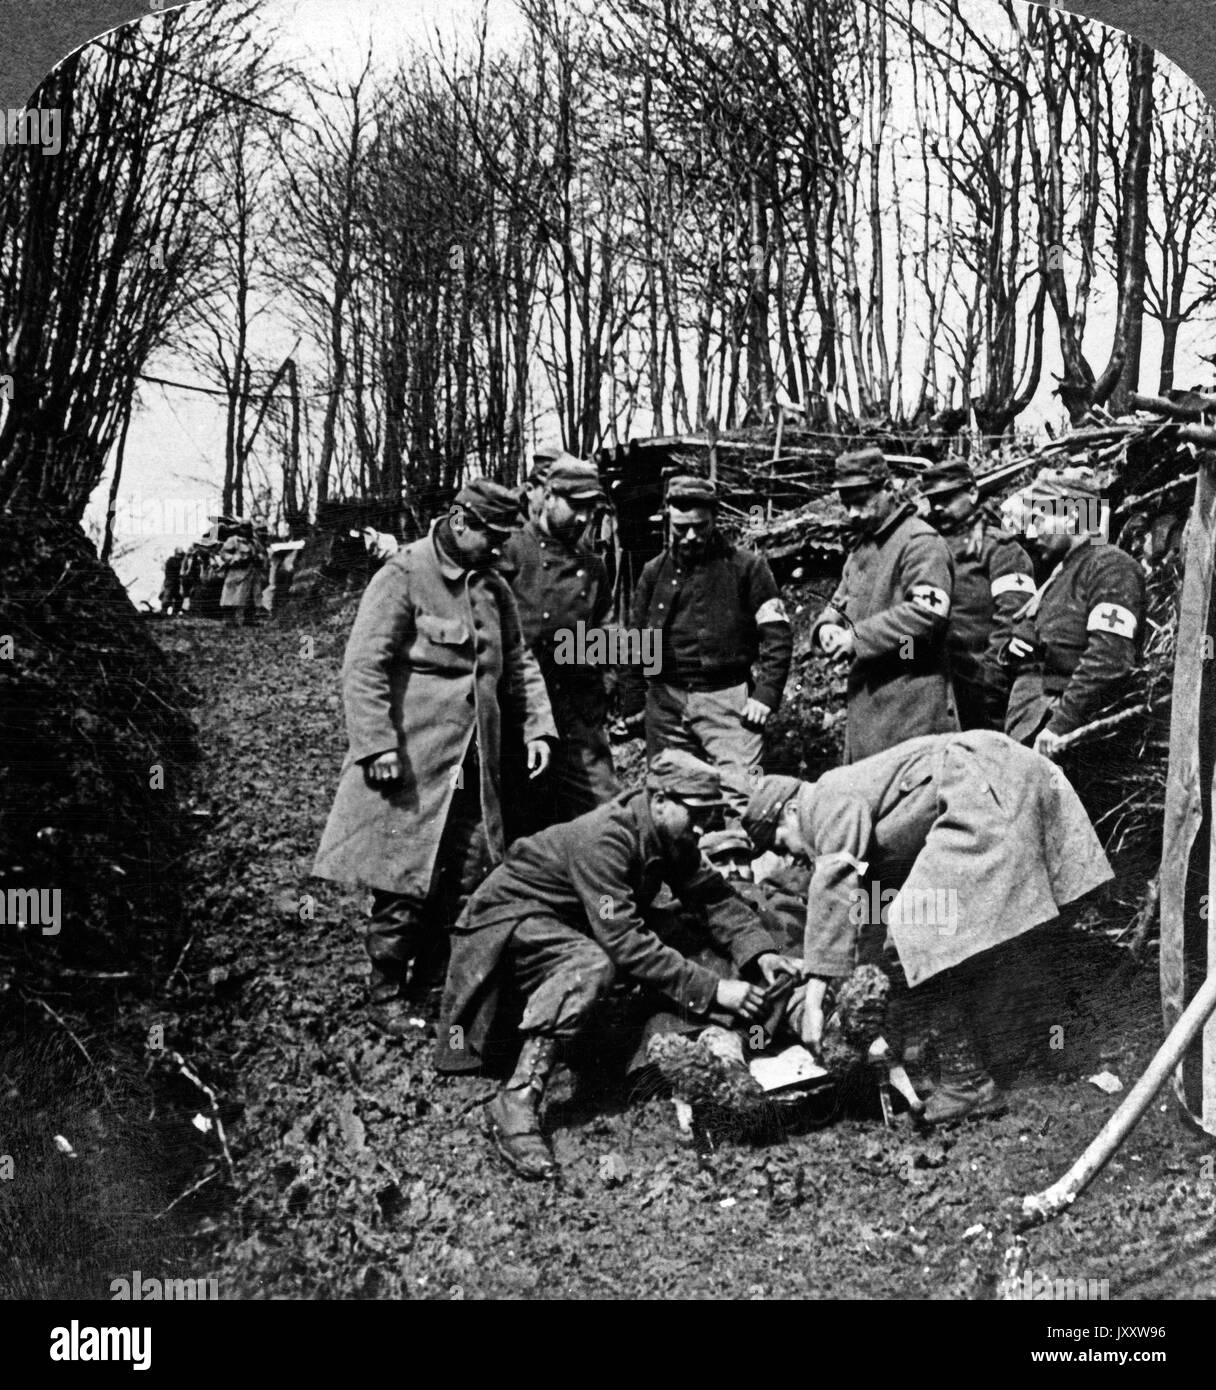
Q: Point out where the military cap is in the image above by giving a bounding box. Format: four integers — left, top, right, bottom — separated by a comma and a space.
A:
646, 750, 728, 805
742, 775, 802, 852
454, 478, 524, 533
700, 827, 754, 860
919, 459, 976, 497
665, 475, 719, 509
1026, 465, 1101, 503
834, 447, 890, 490
547, 458, 605, 502
527, 446, 582, 486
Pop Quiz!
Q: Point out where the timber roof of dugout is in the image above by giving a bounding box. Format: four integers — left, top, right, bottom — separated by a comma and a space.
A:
591, 396, 1216, 573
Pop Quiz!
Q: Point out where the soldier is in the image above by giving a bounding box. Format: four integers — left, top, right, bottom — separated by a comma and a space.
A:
920, 459, 1035, 731
743, 730, 1112, 1123
622, 475, 792, 817
313, 479, 557, 1038
500, 457, 618, 833
437, 751, 799, 1179
524, 446, 582, 524
813, 447, 958, 763
1002, 469, 1146, 760
159, 548, 186, 616
217, 522, 268, 626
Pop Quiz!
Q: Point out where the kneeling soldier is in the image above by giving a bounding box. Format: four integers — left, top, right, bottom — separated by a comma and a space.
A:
437, 751, 798, 1179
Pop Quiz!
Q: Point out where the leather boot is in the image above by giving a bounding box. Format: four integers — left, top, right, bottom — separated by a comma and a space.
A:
484, 1037, 558, 1180
367, 962, 417, 1039
923, 1014, 1005, 1126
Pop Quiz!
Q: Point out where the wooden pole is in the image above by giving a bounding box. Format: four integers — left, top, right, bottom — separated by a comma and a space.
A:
1021, 969, 1216, 1225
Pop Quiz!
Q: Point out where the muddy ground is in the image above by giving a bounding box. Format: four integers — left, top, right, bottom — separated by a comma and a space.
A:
88, 614, 1216, 1299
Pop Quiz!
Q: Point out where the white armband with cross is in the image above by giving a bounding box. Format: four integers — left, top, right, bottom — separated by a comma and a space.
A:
908, 583, 950, 617
1086, 603, 1137, 639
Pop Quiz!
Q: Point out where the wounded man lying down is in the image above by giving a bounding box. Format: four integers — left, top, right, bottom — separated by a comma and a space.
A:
743, 729, 1113, 1124
436, 750, 800, 1180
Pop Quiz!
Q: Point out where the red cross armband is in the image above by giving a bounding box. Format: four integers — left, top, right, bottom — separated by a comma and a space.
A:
908, 583, 950, 616
1086, 603, 1137, 639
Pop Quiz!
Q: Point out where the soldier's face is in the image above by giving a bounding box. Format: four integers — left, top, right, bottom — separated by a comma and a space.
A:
669, 506, 716, 560
526, 481, 546, 521
449, 507, 510, 564
773, 803, 809, 860
839, 485, 895, 536
544, 491, 596, 540
710, 854, 754, 882
652, 792, 717, 848
1024, 506, 1074, 565
926, 487, 976, 531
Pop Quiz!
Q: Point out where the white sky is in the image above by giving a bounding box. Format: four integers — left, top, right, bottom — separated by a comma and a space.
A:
77, 0, 1215, 604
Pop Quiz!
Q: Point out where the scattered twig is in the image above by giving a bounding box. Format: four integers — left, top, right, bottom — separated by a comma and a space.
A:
25, 993, 116, 1108
164, 934, 195, 991
151, 1167, 218, 1221
165, 1049, 236, 1184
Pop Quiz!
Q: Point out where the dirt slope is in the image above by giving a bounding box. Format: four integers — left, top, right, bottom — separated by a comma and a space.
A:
155, 616, 1216, 1300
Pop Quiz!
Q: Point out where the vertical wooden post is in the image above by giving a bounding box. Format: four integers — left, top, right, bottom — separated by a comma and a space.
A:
1160, 456, 1216, 1135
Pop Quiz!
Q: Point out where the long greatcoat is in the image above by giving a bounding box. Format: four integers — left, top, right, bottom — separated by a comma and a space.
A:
313, 523, 556, 898
814, 504, 958, 763
792, 730, 1112, 987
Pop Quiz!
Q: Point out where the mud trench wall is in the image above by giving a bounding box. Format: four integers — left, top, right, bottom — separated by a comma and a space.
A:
0, 509, 208, 1296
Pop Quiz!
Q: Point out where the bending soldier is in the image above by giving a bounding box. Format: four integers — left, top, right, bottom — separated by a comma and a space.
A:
813, 448, 958, 763
744, 731, 1112, 1124
313, 480, 556, 1037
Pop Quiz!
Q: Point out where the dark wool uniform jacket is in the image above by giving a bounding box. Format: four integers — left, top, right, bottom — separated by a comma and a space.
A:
436, 789, 778, 1072
814, 504, 959, 763
1003, 538, 1146, 743
500, 521, 612, 721
623, 535, 792, 713
940, 513, 1035, 725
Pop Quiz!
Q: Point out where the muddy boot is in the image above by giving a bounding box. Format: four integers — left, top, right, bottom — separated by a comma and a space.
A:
367, 962, 416, 1039
484, 1038, 558, 1180
923, 1020, 1006, 1126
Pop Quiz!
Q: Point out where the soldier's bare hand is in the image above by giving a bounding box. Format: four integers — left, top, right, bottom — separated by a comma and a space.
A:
756, 952, 800, 987
742, 698, 772, 727
526, 739, 552, 779
819, 624, 853, 659
799, 977, 828, 1057
367, 750, 401, 783
1033, 727, 1063, 760
715, 979, 768, 1022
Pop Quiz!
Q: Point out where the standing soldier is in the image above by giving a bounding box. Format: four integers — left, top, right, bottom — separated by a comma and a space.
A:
813, 448, 958, 763
1002, 469, 1146, 761
313, 480, 556, 1038
159, 548, 186, 616
501, 457, 618, 833
920, 459, 1035, 731
217, 522, 268, 626
622, 475, 792, 818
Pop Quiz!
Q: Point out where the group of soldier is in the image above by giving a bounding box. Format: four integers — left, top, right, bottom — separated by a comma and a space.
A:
312, 440, 1144, 1179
